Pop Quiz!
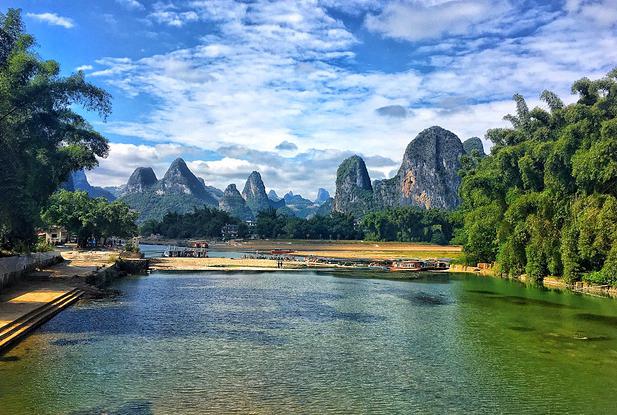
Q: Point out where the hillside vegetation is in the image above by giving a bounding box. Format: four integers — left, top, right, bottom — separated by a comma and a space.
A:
459, 69, 617, 285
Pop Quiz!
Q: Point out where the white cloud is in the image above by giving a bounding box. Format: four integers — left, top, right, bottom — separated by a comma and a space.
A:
365, 0, 510, 41
26, 12, 74, 29
115, 0, 145, 11
88, 0, 617, 195
75, 65, 93, 72
150, 11, 199, 27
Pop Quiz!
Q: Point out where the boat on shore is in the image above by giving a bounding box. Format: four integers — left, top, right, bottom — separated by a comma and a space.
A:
163, 245, 208, 258
388, 259, 450, 272
389, 260, 424, 272
271, 249, 296, 255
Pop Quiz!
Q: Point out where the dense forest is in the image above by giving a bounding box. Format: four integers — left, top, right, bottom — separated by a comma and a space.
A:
361, 207, 459, 245
140, 207, 249, 239
142, 206, 458, 244
458, 69, 617, 285
254, 209, 362, 240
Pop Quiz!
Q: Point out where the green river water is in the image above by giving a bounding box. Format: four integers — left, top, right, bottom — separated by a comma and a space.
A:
1, 271, 617, 414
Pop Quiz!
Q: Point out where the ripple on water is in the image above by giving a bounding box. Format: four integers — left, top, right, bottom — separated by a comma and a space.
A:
3, 271, 617, 415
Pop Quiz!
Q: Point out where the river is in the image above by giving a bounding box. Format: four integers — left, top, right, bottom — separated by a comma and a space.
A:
1, 271, 616, 414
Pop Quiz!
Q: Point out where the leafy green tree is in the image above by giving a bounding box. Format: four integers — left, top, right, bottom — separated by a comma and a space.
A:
0, 9, 111, 250
255, 208, 287, 238
95, 199, 139, 244
459, 68, 617, 285
41, 190, 137, 247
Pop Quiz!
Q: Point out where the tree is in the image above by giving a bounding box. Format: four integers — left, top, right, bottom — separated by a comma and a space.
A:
360, 207, 459, 244
459, 68, 617, 285
42, 190, 137, 247
141, 206, 246, 239
96, 199, 139, 244
0, 9, 111, 250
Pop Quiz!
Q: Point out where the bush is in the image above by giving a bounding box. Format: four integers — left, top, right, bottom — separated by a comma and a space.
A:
124, 239, 141, 253
582, 271, 617, 287
33, 239, 54, 253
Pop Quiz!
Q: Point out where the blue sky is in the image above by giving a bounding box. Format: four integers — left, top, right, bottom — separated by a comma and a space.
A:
6, 0, 617, 197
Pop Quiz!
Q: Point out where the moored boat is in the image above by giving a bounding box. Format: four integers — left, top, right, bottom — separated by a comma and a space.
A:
271, 249, 295, 255
389, 260, 423, 272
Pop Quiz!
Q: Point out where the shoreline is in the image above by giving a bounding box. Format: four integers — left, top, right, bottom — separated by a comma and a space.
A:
449, 264, 617, 299
0, 250, 148, 355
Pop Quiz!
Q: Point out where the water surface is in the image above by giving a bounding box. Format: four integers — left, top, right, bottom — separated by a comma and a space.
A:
1, 271, 616, 414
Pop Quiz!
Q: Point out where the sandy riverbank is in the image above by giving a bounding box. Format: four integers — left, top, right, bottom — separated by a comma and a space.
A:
150, 257, 328, 271
143, 239, 463, 260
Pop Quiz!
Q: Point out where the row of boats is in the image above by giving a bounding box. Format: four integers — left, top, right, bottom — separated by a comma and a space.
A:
162, 241, 450, 272
385, 259, 450, 272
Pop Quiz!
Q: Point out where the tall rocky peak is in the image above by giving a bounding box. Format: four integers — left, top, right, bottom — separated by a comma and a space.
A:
61, 170, 116, 201
159, 158, 216, 204
315, 188, 331, 205
126, 167, 158, 193
163, 158, 195, 184
375, 126, 464, 210
334, 126, 465, 217
336, 155, 372, 191
462, 137, 486, 157
268, 190, 281, 201
333, 155, 374, 216
242, 171, 272, 215
71, 169, 90, 189
219, 184, 254, 221
316, 197, 334, 216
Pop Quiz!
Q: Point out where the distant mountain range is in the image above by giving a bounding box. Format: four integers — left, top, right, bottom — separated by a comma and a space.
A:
63, 158, 333, 222
63, 126, 483, 222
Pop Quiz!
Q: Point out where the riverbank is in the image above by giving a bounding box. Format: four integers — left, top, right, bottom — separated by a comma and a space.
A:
450, 264, 617, 298
0, 249, 147, 354
150, 257, 343, 272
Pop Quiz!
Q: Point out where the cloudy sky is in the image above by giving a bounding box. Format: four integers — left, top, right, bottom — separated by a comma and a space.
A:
9, 0, 617, 198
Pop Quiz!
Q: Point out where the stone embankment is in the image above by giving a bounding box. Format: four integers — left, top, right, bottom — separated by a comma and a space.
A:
0, 250, 148, 355
0, 252, 62, 291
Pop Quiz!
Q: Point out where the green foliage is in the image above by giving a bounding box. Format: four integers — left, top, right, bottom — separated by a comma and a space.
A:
459, 68, 617, 283
360, 206, 460, 244
255, 209, 362, 240
0, 9, 111, 250
123, 239, 140, 253
141, 206, 247, 239
119, 191, 209, 223
42, 190, 137, 247
33, 239, 54, 252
